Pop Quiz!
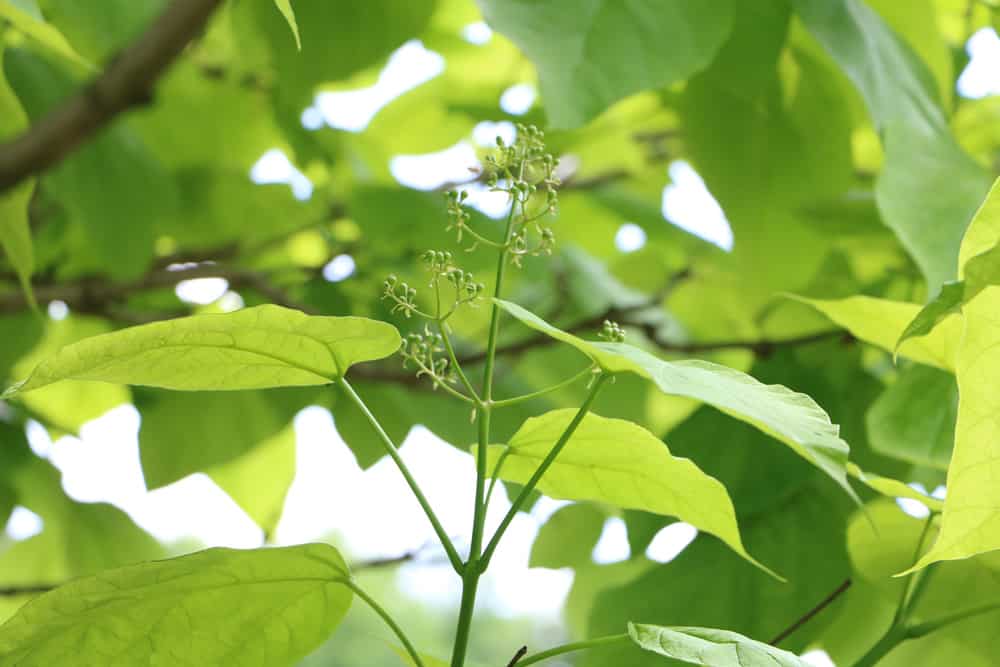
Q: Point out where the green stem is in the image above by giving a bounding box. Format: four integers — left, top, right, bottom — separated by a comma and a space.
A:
852, 625, 907, 667
490, 365, 595, 409
343, 580, 424, 667
481, 374, 609, 568
451, 194, 519, 667
438, 320, 481, 405
893, 514, 935, 625
483, 447, 513, 511
515, 634, 630, 666
337, 377, 463, 575
907, 602, 1000, 639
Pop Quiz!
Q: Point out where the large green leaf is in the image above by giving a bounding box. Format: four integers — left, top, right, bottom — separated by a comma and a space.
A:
484, 410, 775, 576
495, 299, 856, 500
137, 387, 312, 489
4, 305, 401, 395
628, 623, 811, 667
530, 502, 606, 570
896, 179, 1000, 347
477, 0, 734, 128
791, 0, 993, 291
791, 296, 961, 372
0, 544, 354, 666
906, 212, 1000, 570
866, 364, 956, 470
209, 423, 297, 537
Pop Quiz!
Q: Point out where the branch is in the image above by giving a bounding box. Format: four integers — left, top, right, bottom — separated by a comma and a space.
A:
769, 578, 852, 646
0, 0, 224, 193
0, 262, 314, 317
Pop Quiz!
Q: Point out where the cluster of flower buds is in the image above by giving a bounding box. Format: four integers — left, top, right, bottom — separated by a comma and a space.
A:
421, 249, 486, 310
382, 274, 420, 318
445, 190, 473, 244
509, 225, 556, 268
598, 320, 626, 343
483, 125, 561, 211
400, 327, 455, 389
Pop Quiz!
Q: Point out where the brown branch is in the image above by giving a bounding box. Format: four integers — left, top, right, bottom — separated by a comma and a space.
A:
769, 578, 852, 646
0, 262, 314, 317
0, 0, 224, 193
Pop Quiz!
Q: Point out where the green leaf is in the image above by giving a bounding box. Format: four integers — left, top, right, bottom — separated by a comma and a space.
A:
137, 388, 311, 489
628, 622, 811, 666
0, 50, 35, 307
866, 364, 956, 470
792, 0, 993, 291
0, 0, 91, 69
0, 544, 354, 666
900, 166, 1000, 571
495, 299, 856, 501
4, 49, 175, 279
846, 463, 943, 512
790, 296, 961, 372
477, 0, 734, 128
896, 179, 1000, 347
4, 305, 401, 396
273, 0, 301, 49
530, 502, 606, 569
484, 409, 777, 577
209, 423, 297, 536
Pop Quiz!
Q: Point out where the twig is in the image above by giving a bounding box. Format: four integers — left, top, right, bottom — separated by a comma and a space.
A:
0, 0, 225, 193
506, 645, 528, 666
0, 262, 314, 317
769, 578, 852, 646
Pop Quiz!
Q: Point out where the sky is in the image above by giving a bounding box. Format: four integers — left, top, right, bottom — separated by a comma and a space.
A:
5, 21, 1000, 667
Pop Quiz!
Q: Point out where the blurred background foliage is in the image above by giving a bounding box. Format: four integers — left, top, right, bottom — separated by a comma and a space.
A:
1, 0, 999, 664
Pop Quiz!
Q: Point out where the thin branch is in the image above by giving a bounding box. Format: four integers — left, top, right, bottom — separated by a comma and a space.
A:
0, 0, 225, 193
0, 262, 314, 317
769, 578, 852, 646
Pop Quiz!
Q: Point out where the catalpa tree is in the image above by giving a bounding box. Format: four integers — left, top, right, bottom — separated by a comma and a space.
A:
0, 1, 999, 666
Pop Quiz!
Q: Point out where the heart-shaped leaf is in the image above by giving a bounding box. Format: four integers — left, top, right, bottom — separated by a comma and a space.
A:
4, 305, 401, 395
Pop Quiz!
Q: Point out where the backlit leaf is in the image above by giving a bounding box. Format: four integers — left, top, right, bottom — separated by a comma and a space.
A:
0, 0, 90, 69
4, 305, 401, 395
484, 410, 776, 577
496, 299, 856, 501
273, 0, 301, 50
0, 544, 353, 666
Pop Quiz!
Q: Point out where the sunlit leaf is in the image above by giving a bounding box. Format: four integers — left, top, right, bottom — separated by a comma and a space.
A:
896, 179, 1000, 347
485, 409, 777, 577
628, 622, 811, 666
0, 544, 354, 666
496, 299, 856, 501
4, 305, 401, 395
790, 296, 961, 372
478, 0, 734, 128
